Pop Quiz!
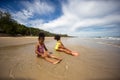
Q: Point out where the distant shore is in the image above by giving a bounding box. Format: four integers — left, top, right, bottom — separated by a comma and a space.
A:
0, 36, 53, 48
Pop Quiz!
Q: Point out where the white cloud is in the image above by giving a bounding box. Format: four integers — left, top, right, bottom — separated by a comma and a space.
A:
65, 0, 120, 18
22, 0, 54, 15
71, 14, 120, 31
12, 0, 54, 25
26, 19, 44, 27
40, 0, 120, 36
12, 9, 33, 24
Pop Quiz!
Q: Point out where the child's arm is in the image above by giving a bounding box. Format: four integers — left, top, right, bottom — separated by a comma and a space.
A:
59, 42, 65, 48
43, 43, 48, 51
35, 44, 40, 55
43, 43, 50, 56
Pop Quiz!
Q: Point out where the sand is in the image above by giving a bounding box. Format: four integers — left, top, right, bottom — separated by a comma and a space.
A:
0, 37, 120, 80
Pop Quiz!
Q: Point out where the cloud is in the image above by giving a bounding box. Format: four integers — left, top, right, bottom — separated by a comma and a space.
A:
65, 0, 120, 18
26, 19, 44, 27
12, 9, 33, 24
40, 0, 120, 36
11, 0, 55, 25
71, 14, 120, 31
21, 0, 54, 15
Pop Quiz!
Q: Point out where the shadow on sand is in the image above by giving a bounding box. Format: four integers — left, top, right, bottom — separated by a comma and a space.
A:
89, 78, 120, 80
0, 77, 34, 80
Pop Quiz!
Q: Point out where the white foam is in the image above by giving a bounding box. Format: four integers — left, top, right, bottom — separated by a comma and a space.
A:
94, 37, 120, 40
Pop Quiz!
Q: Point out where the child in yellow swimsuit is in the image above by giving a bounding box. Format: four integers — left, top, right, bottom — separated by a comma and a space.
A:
54, 35, 78, 56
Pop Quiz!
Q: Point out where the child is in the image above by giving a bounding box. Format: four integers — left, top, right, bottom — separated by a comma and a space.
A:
35, 33, 62, 64
54, 35, 78, 56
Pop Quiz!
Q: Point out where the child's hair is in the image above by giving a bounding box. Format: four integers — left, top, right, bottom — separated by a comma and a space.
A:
54, 35, 60, 41
38, 32, 45, 39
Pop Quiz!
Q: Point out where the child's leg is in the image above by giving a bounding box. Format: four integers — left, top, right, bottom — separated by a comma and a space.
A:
49, 55, 62, 60
44, 57, 60, 64
44, 51, 62, 60
40, 52, 60, 64
56, 47, 79, 56
57, 48, 73, 55
61, 47, 79, 56
63, 47, 72, 52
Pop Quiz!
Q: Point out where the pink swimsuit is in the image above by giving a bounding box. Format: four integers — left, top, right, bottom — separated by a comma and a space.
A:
37, 45, 44, 54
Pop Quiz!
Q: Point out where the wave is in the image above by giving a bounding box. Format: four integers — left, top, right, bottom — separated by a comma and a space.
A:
94, 37, 120, 40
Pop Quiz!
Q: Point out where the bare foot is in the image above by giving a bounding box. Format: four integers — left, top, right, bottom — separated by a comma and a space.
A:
72, 52, 79, 56
53, 59, 62, 64
53, 60, 59, 64
57, 58, 63, 60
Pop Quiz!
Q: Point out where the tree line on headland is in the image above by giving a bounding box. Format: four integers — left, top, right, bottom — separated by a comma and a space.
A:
0, 10, 68, 37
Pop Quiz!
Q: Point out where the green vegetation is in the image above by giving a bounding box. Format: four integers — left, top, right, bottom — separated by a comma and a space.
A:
0, 10, 68, 37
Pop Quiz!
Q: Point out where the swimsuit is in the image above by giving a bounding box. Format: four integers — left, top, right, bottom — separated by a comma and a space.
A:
38, 45, 44, 54
55, 41, 61, 50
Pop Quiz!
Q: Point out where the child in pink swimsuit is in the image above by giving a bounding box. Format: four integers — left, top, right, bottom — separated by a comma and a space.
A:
35, 33, 62, 64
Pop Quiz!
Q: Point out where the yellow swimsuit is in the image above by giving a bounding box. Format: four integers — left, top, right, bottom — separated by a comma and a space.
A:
55, 41, 61, 50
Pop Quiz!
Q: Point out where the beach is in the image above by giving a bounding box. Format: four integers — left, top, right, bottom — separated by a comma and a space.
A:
0, 37, 120, 80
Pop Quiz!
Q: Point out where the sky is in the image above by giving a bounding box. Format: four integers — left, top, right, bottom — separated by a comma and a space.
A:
0, 0, 120, 37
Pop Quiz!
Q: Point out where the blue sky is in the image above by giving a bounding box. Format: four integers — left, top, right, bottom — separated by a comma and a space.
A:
0, 0, 120, 37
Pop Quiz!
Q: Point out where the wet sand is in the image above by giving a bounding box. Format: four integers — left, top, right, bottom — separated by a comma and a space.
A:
0, 37, 120, 80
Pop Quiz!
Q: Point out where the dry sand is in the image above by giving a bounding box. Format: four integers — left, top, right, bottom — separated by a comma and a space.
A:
0, 37, 120, 80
